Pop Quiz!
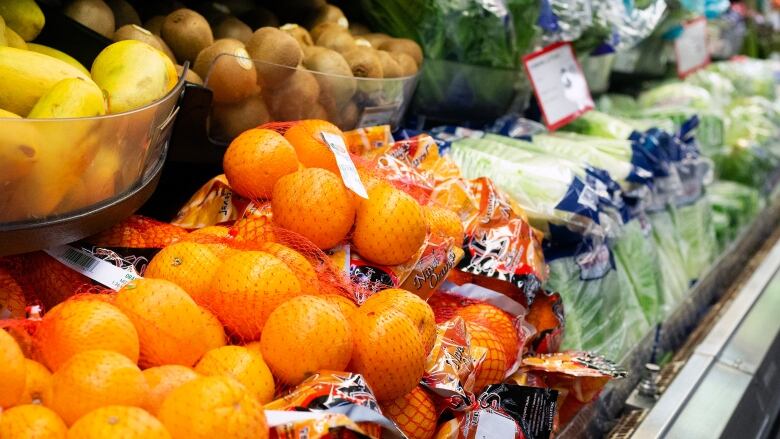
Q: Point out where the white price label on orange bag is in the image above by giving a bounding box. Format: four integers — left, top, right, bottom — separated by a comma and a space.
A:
321, 132, 369, 199
523, 42, 594, 130
675, 17, 710, 78
45, 245, 140, 291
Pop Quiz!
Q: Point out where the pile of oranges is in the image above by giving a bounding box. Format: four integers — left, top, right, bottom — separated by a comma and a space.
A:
222, 119, 463, 265
0, 120, 526, 439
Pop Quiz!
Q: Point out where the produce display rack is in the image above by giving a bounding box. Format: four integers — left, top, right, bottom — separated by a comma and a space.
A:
560, 186, 780, 438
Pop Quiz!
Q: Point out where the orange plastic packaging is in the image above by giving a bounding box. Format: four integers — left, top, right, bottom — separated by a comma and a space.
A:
512, 352, 626, 426
343, 125, 394, 155
172, 174, 267, 229
422, 317, 479, 411
265, 370, 404, 438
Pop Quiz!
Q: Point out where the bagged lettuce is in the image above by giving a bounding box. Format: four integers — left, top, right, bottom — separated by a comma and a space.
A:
544, 230, 650, 361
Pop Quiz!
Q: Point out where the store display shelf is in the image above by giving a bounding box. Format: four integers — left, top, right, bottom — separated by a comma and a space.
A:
559, 187, 780, 438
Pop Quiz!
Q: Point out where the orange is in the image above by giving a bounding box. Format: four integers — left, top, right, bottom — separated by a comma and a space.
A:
67, 406, 171, 439
194, 345, 275, 404
223, 128, 299, 199
208, 251, 302, 341
352, 181, 427, 265
271, 168, 355, 250
456, 304, 519, 370
361, 288, 436, 356
380, 386, 437, 439
260, 295, 353, 385
465, 322, 507, 393
143, 242, 222, 304
259, 242, 319, 294
0, 329, 26, 408
158, 376, 269, 439
0, 266, 26, 319
8, 251, 91, 310
36, 299, 140, 371
188, 225, 232, 239
0, 404, 67, 439
319, 294, 358, 319
143, 366, 200, 415
349, 307, 425, 401
424, 205, 465, 245
232, 216, 276, 244
88, 215, 188, 248
188, 226, 239, 257
20, 359, 53, 405
282, 119, 343, 174
50, 350, 148, 425
433, 419, 459, 439
115, 278, 227, 368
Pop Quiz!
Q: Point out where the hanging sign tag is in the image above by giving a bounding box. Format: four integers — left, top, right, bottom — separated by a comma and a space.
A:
321, 132, 369, 199
523, 42, 594, 130
675, 17, 710, 78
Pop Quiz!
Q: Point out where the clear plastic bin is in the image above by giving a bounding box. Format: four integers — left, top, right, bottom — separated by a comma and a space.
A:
0, 78, 185, 224
409, 58, 531, 125
206, 53, 419, 142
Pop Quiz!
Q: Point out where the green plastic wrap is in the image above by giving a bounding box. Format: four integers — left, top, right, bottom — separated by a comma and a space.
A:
612, 219, 663, 325
670, 198, 717, 282
649, 210, 690, 312
707, 181, 764, 249
547, 246, 650, 361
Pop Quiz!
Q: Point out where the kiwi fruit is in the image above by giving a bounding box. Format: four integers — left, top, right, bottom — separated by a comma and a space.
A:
391, 52, 418, 76
280, 23, 313, 49
264, 68, 320, 121
211, 93, 271, 139
106, 0, 140, 27
362, 33, 391, 48
176, 64, 203, 85
304, 103, 329, 120
336, 100, 359, 130
349, 23, 371, 36
376, 50, 403, 78
195, 39, 258, 104
308, 4, 348, 30
144, 15, 166, 35
161, 8, 214, 63
341, 47, 383, 78
302, 45, 328, 60
380, 38, 423, 66
155, 36, 177, 63
316, 27, 356, 54
64, 0, 116, 39
214, 16, 252, 43
113, 25, 169, 55
303, 48, 356, 107
246, 27, 303, 87
240, 7, 279, 29
309, 21, 342, 42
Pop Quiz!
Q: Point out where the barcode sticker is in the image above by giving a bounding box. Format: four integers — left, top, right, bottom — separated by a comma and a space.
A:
321, 132, 369, 199
45, 245, 140, 291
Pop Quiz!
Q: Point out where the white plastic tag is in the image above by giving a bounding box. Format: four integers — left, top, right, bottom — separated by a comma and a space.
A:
473, 410, 518, 438
523, 42, 594, 130
45, 245, 140, 291
675, 17, 710, 78
321, 132, 369, 199
357, 104, 397, 128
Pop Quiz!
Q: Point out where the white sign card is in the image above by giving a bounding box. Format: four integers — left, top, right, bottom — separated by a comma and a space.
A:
523, 42, 594, 130
675, 17, 710, 78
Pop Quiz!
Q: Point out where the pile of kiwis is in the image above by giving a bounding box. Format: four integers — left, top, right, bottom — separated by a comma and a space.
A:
63, 0, 423, 138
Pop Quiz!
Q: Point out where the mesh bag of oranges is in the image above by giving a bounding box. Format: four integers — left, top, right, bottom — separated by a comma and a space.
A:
172, 119, 466, 301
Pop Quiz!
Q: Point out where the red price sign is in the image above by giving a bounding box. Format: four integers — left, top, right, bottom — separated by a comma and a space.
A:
675, 17, 710, 78
523, 42, 594, 131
